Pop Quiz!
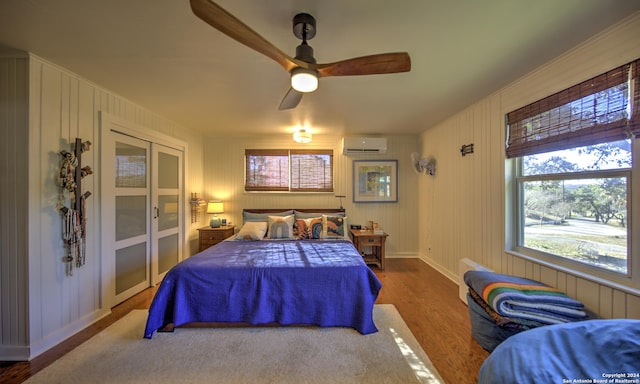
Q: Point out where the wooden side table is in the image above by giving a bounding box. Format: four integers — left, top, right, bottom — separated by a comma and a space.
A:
349, 229, 388, 270
198, 225, 235, 252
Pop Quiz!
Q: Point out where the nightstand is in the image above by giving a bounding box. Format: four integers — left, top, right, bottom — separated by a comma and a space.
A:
349, 229, 388, 270
198, 225, 235, 251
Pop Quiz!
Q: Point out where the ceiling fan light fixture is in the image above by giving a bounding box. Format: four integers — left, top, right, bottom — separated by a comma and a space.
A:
293, 129, 312, 143
290, 68, 318, 93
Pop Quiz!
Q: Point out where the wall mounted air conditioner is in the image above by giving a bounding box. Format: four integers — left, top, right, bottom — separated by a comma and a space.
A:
342, 137, 387, 155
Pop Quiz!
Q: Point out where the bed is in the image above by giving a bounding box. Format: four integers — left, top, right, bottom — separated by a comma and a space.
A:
478, 318, 640, 383
144, 208, 382, 338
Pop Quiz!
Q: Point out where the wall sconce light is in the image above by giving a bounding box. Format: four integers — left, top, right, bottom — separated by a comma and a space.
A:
207, 201, 224, 228
293, 129, 312, 143
189, 193, 206, 224
460, 143, 474, 157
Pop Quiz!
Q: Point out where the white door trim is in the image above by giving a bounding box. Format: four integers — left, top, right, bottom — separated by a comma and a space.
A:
99, 112, 187, 308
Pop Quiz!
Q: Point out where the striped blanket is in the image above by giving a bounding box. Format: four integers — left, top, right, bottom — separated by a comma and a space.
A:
464, 271, 588, 325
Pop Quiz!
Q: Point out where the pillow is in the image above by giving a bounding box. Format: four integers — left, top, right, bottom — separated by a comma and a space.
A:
322, 215, 348, 239
243, 210, 294, 223
294, 210, 345, 220
295, 217, 323, 240
236, 221, 268, 241
266, 215, 295, 239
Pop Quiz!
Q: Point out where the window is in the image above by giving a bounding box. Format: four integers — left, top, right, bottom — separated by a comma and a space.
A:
506, 59, 639, 287
245, 149, 333, 192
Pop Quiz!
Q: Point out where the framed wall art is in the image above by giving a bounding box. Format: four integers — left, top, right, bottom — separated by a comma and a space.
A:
352, 160, 398, 203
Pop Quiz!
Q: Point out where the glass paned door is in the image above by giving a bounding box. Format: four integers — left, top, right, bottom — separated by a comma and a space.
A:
111, 136, 151, 303
101, 114, 185, 308
151, 145, 183, 283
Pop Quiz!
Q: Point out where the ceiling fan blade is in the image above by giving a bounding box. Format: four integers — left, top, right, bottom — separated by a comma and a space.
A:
190, 0, 300, 72
316, 52, 411, 77
279, 88, 303, 110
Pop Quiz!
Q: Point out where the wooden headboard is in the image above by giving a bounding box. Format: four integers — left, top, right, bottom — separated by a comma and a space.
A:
242, 208, 345, 215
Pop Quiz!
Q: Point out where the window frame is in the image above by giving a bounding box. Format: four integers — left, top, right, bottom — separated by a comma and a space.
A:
510, 156, 635, 287
506, 58, 640, 292
244, 149, 334, 193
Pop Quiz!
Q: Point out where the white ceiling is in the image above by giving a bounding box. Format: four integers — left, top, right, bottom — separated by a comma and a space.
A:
1, 0, 639, 137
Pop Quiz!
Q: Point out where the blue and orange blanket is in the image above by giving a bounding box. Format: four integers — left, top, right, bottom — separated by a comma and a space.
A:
464, 271, 588, 325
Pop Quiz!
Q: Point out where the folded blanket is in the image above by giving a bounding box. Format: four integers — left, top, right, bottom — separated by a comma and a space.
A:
467, 287, 545, 330
464, 271, 588, 325
468, 288, 546, 331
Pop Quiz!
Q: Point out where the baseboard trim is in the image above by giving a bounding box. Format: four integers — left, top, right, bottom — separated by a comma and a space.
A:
27, 308, 111, 360
0, 345, 31, 361
385, 252, 420, 259
416, 254, 459, 286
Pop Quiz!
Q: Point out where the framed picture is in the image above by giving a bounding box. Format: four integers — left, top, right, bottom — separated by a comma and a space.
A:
352, 160, 398, 203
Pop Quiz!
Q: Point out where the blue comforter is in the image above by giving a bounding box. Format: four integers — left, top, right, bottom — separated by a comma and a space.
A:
479, 319, 640, 383
144, 239, 382, 338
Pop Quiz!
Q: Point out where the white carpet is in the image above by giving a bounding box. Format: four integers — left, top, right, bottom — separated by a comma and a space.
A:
25, 304, 443, 384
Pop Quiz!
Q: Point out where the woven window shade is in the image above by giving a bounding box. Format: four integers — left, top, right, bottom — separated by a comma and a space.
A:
290, 150, 333, 192
244, 149, 334, 192
631, 59, 640, 137
245, 149, 289, 191
506, 59, 639, 159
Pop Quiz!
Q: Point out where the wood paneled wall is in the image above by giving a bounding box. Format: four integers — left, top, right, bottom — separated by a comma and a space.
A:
418, 13, 640, 319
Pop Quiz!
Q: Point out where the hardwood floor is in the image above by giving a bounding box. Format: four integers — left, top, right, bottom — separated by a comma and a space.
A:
374, 258, 490, 383
0, 258, 489, 384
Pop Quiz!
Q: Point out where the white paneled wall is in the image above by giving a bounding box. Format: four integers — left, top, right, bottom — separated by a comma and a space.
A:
0, 56, 30, 357
0, 54, 204, 360
201, 134, 421, 257
419, 13, 640, 319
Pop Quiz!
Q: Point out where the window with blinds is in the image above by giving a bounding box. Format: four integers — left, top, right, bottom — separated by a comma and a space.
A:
506, 59, 640, 158
506, 58, 639, 289
245, 149, 333, 192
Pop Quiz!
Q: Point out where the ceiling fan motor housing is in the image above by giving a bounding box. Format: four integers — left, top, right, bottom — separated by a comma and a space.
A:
295, 43, 316, 63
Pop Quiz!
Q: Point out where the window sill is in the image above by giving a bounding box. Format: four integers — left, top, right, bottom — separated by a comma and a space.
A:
505, 249, 640, 297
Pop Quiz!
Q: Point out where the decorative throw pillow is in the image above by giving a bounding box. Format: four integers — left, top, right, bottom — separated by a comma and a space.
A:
236, 221, 268, 241
295, 217, 323, 240
322, 215, 348, 239
267, 215, 295, 239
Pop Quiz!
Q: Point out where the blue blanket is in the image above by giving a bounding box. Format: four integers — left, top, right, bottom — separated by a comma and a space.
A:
479, 319, 640, 383
464, 271, 587, 324
144, 239, 381, 338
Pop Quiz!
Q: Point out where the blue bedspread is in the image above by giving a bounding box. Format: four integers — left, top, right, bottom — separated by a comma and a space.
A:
478, 319, 640, 383
144, 239, 382, 338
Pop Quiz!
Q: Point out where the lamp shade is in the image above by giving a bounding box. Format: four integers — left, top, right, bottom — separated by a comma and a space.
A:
207, 201, 224, 214
293, 129, 312, 143
290, 68, 318, 93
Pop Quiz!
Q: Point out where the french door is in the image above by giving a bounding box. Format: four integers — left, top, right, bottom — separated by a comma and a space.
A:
101, 118, 184, 307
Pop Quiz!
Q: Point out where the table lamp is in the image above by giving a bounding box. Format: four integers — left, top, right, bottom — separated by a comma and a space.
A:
207, 201, 224, 228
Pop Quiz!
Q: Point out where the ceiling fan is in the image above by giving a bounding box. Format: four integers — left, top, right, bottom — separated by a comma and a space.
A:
190, 0, 412, 110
